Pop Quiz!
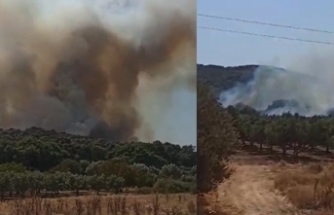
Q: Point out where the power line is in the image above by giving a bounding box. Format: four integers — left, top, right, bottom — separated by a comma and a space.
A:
198, 26, 334, 46
198, 13, 334, 34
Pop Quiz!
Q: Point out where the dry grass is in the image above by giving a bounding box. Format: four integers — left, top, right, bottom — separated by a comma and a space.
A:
200, 156, 334, 215
215, 164, 297, 215
0, 193, 196, 215
196, 142, 334, 215
274, 162, 334, 211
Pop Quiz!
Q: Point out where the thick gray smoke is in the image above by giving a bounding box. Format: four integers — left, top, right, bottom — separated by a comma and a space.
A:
220, 61, 334, 116
0, 0, 196, 142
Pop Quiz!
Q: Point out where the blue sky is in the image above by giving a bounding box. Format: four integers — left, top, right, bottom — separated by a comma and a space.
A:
197, 0, 334, 66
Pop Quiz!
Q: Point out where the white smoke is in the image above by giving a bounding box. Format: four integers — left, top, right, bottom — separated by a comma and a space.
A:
220, 59, 334, 116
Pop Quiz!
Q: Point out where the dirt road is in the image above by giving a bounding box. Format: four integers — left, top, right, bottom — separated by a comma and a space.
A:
216, 164, 299, 215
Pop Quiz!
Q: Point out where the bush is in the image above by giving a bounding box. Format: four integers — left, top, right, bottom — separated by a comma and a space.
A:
153, 178, 194, 193
136, 187, 154, 194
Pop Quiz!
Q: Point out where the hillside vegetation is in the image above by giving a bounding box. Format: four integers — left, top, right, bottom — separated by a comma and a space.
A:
0, 127, 196, 198
197, 64, 257, 97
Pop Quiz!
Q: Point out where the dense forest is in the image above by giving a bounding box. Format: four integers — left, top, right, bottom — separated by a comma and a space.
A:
0, 127, 196, 197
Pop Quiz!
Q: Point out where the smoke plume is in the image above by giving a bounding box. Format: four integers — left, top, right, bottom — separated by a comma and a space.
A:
220, 50, 334, 116
0, 0, 196, 142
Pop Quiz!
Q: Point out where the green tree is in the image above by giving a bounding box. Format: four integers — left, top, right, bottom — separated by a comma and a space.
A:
160, 164, 182, 180
88, 174, 106, 194
197, 84, 239, 192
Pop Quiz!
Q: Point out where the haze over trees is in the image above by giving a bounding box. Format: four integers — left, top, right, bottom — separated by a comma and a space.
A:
197, 64, 256, 98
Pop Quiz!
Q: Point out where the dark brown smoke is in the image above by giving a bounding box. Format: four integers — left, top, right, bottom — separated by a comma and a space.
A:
0, 0, 195, 141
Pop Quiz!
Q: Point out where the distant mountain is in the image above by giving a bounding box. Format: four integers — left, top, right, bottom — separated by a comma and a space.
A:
197, 64, 327, 115
197, 64, 258, 98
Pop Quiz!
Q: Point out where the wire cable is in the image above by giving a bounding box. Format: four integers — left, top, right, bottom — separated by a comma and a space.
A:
198, 26, 334, 46
198, 13, 334, 34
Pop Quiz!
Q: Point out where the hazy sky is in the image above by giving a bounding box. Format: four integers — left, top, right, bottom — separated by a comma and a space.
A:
153, 89, 196, 146
197, 0, 334, 66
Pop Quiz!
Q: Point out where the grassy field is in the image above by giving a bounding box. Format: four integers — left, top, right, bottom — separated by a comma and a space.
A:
204, 144, 334, 215
0, 193, 196, 215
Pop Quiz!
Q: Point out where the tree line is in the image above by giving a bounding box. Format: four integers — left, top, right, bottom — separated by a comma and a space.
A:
0, 128, 196, 195
227, 104, 334, 157
0, 127, 195, 171
0, 161, 196, 199
0, 171, 125, 199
